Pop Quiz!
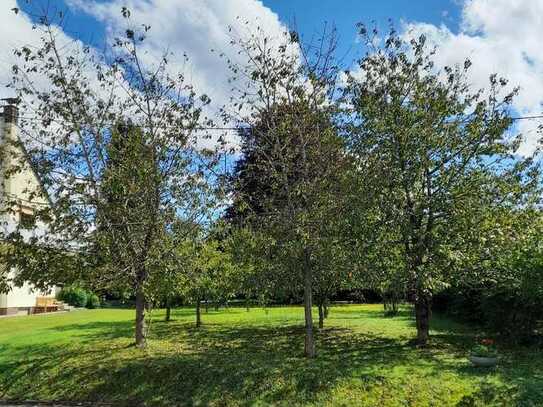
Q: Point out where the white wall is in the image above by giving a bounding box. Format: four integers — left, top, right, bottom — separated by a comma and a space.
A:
6, 281, 39, 308
1, 111, 55, 309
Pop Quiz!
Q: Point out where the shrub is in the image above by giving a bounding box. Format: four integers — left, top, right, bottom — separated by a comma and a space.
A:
57, 286, 88, 308
435, 284, 542, 343
433, 286, 485, 324
480, 289, 540, 343
86, 294, 100, 309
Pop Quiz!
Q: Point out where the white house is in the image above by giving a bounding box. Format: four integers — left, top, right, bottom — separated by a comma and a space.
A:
0, 101, 58, 316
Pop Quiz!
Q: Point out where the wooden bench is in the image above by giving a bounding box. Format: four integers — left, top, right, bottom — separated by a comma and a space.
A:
34, 297, 60, 314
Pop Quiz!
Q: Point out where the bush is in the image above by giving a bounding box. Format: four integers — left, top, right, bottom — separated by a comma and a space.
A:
480, 289, 540, 343
86, 294, 101, 309
57, 286, 88, 308
433, 286, 485, 324
434, 284, 542, 343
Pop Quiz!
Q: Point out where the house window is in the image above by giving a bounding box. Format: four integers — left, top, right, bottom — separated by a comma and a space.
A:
20, 212, 36, 229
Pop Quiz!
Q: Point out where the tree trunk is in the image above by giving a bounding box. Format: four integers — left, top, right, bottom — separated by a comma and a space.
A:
135, 285, 147, 348
204, 300, 209, 313
415, 295, 431, 346
196, 299, 201, 328
303, 252, 315, 358
165, 304, 171, 322
318, 303, 324, 329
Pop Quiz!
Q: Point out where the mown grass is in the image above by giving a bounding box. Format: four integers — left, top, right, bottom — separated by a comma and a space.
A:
0, 304, 541, 406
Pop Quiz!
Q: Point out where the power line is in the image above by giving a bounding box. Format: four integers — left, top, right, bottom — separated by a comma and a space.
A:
13, 115, 244, 131
10, 112, 543, 129
14, 111, 543, 121
511, 114, 543, 121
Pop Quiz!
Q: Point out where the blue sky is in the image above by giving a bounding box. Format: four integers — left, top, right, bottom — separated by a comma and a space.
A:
17, 0, 463, 59
3, 0, 543, 155
263, 0, 461, 52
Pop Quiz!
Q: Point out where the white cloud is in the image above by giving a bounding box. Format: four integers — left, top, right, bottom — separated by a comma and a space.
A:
0, 0, 106, 152
65, 0, 291, 147
8, 0, 538, 155
0, 0, 45, 99
0, 0, 290, 150
403, 0, 543, 155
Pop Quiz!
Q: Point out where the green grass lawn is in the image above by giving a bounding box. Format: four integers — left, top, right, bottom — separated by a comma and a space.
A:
0, 304, 541, 406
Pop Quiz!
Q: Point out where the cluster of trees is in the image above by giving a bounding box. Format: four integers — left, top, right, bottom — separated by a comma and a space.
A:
1, 8, 541, 357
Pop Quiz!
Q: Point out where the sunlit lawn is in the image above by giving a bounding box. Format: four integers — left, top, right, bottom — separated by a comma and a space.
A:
0, 304, 541, 406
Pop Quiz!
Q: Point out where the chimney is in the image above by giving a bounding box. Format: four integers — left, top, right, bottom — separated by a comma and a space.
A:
1, 98, 19, 125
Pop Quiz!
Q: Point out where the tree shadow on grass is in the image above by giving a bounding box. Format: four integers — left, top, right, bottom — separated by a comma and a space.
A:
40, 307, 201, 343
331, 305, 411, 317
416, 311, 543, 406
46, 320, 135, 342
1, 308, 542, 406
0, 321, 443, 406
